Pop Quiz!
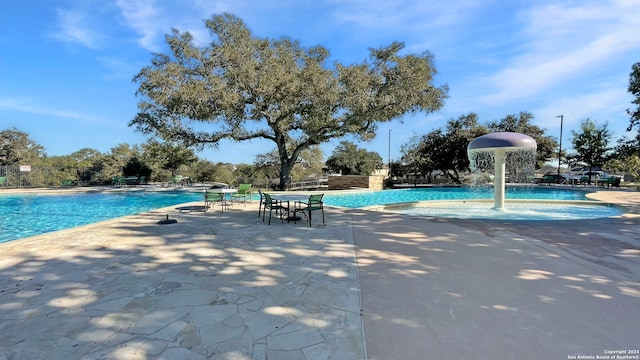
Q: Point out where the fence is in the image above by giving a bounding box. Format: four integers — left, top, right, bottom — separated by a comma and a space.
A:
0, 165, 85, 188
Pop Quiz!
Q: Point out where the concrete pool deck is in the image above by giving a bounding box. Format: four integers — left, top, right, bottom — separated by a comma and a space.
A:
0, 188, 639, 359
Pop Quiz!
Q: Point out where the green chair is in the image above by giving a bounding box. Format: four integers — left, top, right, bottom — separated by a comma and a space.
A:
112, 176, 126, 186
61, 179, 75, 187
231, 184, 252, 205
170, 175, 190, 187
204, 191, 228, 213
0, 176, 6, 187
295, 194, 325, 227
262, 193, 289, 225
257, 189, 265, 218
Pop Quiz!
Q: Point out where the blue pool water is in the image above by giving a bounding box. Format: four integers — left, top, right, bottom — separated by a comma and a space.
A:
321, 187, 622, 220
0, 187, 616, 244
0, 191, 202, 244
322, 186, 588, 208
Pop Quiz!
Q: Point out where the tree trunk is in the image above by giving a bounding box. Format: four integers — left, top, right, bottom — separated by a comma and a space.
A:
278, 160, 293, 191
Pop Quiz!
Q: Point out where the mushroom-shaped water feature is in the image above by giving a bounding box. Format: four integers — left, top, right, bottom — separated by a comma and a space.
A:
467, 132, 537, 210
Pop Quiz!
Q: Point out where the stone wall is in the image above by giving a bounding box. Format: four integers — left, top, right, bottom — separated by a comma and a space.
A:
328, 175, 385, 191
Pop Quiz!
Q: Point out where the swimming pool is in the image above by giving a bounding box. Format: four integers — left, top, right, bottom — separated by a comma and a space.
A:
0, 190, 202, 244
0, 186, 614, 244
321, 187, 622, 220
322, 186, 588, 208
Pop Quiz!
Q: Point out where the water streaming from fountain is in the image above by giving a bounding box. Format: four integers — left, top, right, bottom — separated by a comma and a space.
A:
467, 132, 537, 210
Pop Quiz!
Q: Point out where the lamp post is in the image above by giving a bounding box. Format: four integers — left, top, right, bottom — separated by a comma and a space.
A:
388, 129, 392, 177
557, 115, 563, 183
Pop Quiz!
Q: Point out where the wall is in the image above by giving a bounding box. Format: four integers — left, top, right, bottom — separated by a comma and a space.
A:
328, 175, 385, 191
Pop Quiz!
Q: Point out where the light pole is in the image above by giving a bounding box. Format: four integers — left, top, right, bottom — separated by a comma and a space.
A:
388, 129, 392, 177
557, 115, 563, 183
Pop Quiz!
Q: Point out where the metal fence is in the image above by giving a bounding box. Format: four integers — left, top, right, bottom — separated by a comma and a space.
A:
0, 165, 84, 188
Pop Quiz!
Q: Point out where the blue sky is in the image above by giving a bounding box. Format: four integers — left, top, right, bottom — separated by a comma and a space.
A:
1, 0, 638, 165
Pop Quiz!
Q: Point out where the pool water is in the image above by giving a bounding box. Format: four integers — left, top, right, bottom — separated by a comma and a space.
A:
322, 186, 588, 208
0, 191, 202, 244
0, 187, 618, 244
385, 202, 622, 220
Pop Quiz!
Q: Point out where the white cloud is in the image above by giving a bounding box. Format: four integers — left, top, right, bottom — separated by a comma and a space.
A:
0, 97, 105, 124
50, 8, 101, 49
479, 0, 640, 104
533, 87, 633, 134
115, 0, 165, 51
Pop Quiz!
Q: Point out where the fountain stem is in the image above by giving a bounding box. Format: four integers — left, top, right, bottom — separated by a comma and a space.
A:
468, 132, 537, 211
494, 148, 506, 210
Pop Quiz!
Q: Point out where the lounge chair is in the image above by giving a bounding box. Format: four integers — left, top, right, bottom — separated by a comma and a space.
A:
61, 179, 75, 187
294, 194, 325, 226
262, 193, 289, 225
231, 183, 252, 205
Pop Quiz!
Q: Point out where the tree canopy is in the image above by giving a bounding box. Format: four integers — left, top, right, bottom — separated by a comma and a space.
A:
325, 141, 383, 175
485, 112, 558, 168
627, 61, 640, 132
130, 13, 448, 189
0, 128, 45, 165
398, 112, 558, 183
569, 119, 612, 180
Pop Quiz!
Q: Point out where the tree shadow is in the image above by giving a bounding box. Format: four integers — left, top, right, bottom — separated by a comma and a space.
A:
0, 204, 364, 359
349, 210, 640, 359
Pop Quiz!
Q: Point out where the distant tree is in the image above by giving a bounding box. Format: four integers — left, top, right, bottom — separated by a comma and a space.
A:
606, 155, 640, 179
607, 135, 640, 179
610, 135, 640, 161
122, 157, 152, 179
69, 148, 106, 184
290, 146, 325, 181
210, 162, 235, 185
626, 61, 640, 133
253, 150, 282, 181
411, 113, 486, 183
0, 128, 45, 165
399, 134, 436, 184
187, 159, 218, 183
40, 155, 80, 185
326, 141, 383, 175
141, 140, 198, 178
569, 119, 612, 183
99, 143, 141, 180
252, 145, 325, 184
233, 163, 258, 180
486, 112, 558, 168
130, 13, 448, 190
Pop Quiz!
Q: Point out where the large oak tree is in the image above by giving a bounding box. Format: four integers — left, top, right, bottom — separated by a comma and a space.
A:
130, 13, 448, 189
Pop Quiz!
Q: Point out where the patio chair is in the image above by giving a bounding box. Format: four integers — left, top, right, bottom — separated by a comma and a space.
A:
295, 193, 325, 226
262, 193, 289, 225
0, 176, 5, 187
257, 189, 266, 217
204, 191, 228, 213
112, 176, 126, 186
231, 183, 252, 205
